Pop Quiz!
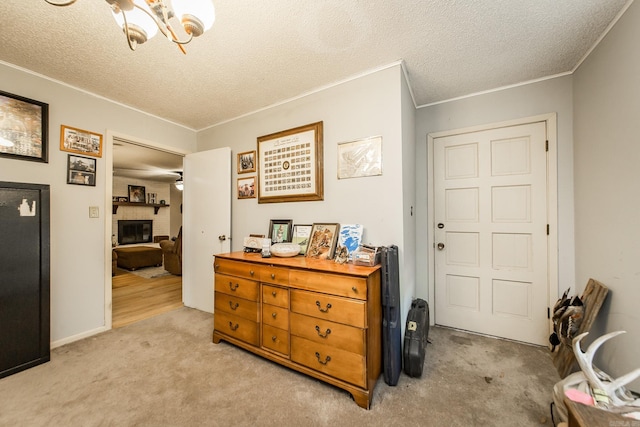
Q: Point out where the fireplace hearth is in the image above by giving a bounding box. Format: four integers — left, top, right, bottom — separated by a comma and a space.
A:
118, 220, 153, 245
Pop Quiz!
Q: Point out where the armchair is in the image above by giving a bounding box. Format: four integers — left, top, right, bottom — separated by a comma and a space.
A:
159, 227, 182, 276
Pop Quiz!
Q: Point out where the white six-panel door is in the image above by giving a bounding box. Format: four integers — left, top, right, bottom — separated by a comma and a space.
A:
433, 122, 548, 345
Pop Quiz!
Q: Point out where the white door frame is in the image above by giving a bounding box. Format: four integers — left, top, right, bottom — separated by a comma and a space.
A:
103, 130, 190, 330
426, 113, 558, 337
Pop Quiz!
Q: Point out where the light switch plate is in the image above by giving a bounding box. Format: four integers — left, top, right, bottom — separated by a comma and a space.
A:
89, 206, 99, 218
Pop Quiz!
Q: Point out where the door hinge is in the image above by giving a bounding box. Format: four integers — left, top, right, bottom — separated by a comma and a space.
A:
546, 140, 549, 152
547, 224, 550, 235
547, 307, 551, 319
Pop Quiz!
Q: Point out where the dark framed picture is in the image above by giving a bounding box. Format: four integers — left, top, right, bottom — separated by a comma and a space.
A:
237, 176, 256, 199
0, 90, 49, 163
268, 219, 293, 243
60, 124, 103, 158
292, 224, 312, 255
237, 150, 256, 174
66, 154, 96, 186
128, 185, 146, 203
306, 223, 340, 260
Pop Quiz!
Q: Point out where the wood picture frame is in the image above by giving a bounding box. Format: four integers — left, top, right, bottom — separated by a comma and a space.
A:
257, 121, 323, 204
306, 223, 340, 260
0, 90, 48, 163
237, 150, 256, 174
128, 185, 146, 203
268, 219, 293, 243
60, 124, 103, 158
237, 176, 256, 199
66, 154, 96, 186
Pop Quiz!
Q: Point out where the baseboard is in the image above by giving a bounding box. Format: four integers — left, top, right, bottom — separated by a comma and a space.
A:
50, 325, 109, 349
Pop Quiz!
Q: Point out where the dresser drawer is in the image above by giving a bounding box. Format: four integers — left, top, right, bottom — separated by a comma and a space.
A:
215, 273, 259, 301
262, 285, 289, 308
260, 265, 289, 286
291, 336, 365, 388
214, 311, 259, 346
262, 324, 290, 356
214, 258, 260, 280
289, 270, 367, 300
290, 312, 365, 355
262, 303, 289, 330
290, 290, 366, 328
215, 292, 259, 322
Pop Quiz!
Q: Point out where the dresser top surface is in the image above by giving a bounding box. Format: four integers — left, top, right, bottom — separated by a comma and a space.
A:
215, 252, 380, 277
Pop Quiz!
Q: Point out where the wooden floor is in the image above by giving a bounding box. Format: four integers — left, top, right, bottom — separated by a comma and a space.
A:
112, 269, 183, 329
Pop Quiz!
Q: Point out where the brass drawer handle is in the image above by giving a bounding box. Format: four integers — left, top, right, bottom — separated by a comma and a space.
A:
315, 325, 331, 338
315, 352, 331, 365
250, 270, 255, 276
228, 322, 239, 331
352, 286, 358, 293
214, 263, 219, 270
316, 301, 332, 313
229, 282, 239, 291
229, 301, 239, 310
271, 312, 277, 319
271, 336, 277, 342
271, 291, 277, 297
271, 273, 276, 279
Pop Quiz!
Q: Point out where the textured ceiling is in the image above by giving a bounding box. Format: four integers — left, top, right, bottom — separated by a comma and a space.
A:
0, 0, 630, 131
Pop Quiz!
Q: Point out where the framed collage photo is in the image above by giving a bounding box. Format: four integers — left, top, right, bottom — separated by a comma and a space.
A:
66, 154, 96, 186
0, 90, 49, 163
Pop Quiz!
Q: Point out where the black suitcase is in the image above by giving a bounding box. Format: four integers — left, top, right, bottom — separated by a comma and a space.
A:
403, 298, 429, 377
381, 245, 402, 386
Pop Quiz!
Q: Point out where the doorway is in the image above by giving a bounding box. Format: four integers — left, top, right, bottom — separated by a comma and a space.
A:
105, 132, 189, 329
427, 114, 558, 346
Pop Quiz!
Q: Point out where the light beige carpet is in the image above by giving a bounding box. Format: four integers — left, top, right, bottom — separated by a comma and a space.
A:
0, 307, 560, 426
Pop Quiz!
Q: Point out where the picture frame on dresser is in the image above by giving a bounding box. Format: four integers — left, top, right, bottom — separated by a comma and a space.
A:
268, 219, 293, 243
306, 223, 340, 260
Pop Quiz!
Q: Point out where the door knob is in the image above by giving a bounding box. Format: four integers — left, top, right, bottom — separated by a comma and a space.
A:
218, 235, 227, 241
437, 242, 445, 250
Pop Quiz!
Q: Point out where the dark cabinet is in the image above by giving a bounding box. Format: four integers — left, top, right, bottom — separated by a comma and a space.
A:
0, 181, 50, 378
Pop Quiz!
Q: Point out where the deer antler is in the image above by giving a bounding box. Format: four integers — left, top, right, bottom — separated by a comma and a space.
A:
573, 331, 640, 407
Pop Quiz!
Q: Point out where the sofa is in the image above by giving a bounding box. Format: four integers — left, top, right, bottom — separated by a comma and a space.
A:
160, 227, 182, 276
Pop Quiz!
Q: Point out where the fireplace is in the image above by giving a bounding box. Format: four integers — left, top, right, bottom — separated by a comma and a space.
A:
118, 220, 153, 245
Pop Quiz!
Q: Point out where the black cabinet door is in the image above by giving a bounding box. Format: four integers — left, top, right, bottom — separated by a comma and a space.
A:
0, 182, 50, 378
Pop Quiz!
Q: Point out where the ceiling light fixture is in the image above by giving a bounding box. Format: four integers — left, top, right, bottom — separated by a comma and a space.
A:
175, 173, 184, 191
44, 0, 215, 54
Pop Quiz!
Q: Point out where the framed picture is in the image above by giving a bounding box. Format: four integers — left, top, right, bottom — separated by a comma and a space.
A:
0, 90, 48, 163
237, 150, 256, 174
292, 224, 312, 255
257, 121, 323, 204
268, 219, 293, 243
117, 196, 129, 202
337, 224, 363, 260
337, 136, 382, 179
128, 185, 146, 203
237, 176, 256, 199
306, 223, 340, 260
66, 154, 96, 186
60, 124, 103, 158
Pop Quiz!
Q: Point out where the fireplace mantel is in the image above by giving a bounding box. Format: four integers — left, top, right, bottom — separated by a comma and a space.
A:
112, 202, 170, 215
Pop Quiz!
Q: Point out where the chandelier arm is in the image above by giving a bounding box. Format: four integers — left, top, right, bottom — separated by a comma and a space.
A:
120, 9, 138, 51
44, 0, 78, 6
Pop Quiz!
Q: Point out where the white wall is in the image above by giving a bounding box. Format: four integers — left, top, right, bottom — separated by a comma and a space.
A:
573, 0, 640, 392
414, 76, 576, 307
197, 64, 416, 325
0, 61, 196, 344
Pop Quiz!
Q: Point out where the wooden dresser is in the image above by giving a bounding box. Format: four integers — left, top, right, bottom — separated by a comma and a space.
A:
212, 251, 382, 409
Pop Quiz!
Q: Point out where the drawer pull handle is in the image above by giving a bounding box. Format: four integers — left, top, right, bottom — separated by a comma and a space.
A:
271, 273, 276, 279
315, 352, 331, 365
229, 301, 239, 310
315, 326, 331, 338
229, 282, 239, 291
214, 263, 219, 270
271, 336, 277, 342
250, 270, 255, 276
316, 301, 332, 313
271, 312, 277, 319
228, 322, 239, 331
352, 286, 358, 293
271, 291, 277, 297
